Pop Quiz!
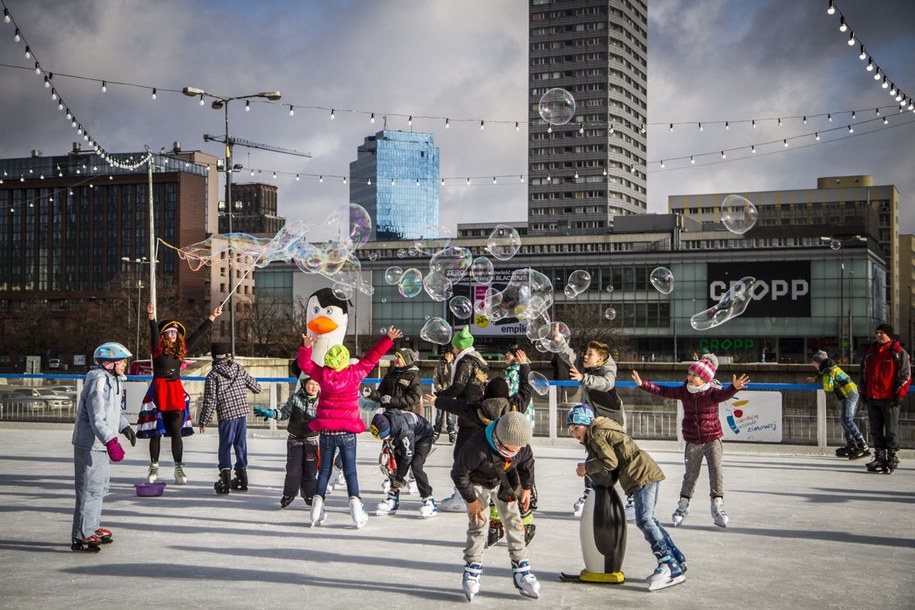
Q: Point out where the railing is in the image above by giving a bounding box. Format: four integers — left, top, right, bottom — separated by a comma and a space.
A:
1, 374, 911, 449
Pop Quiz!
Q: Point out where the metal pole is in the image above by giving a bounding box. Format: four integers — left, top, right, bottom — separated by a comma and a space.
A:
840, 253, 845, 363
147, 156, 156, 309
136, 280, 142, 358
225, 102, 236, 356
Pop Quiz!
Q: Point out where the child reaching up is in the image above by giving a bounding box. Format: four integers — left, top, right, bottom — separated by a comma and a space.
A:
631, 357, 749, 528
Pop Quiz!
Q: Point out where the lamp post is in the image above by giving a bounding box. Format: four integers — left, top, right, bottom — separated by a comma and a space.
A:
121, 256, 148, 358
820, 235, 867, 362
182, 87, 281, 356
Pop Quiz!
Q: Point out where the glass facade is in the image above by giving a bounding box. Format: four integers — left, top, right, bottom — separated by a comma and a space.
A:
349, 130, 440, 241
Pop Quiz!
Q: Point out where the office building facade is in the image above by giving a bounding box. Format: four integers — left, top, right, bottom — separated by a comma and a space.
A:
224, 182, 284, 235
528, 0, 648, 235
349, 130, 440, 241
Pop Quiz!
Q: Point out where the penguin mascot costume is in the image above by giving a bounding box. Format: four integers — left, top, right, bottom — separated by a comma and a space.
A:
304, 288, 349, 366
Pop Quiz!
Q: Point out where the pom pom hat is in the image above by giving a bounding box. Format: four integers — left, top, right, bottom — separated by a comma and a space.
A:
811, 350, 829, 364
451, 326, 474, 350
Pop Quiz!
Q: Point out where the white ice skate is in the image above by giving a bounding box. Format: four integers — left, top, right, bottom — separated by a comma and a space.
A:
146, 461, 159, 484
439, 489, 467, 512
624, 495, 636, 523
349, 497, 369, 529
512, 560, 540, 599
711, 498, 729, 528
572, 489, 591, 518
672, 497, 690, 527
310, 497, 327, 527
174, 463, 188, 486
406, 478, 418, 495
647, 563, 686, 591
419, 497, 439, 518
462, 562, 482, 601
375, 494, 399, 516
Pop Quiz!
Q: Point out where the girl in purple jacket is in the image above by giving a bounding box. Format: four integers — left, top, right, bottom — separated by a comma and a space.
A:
631, 355, 749, 529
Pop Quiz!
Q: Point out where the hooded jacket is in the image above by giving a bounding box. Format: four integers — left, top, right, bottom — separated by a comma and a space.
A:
72, 367, 130, 451
367, 364, 421, 412
451, 422, 535, 503
813, 359, 858, 400
557, 343, 623, 424
378, 408, 434, 482
432, 356, 453, 393
199, 359, 262, 425
637, 379, 740, 444
297, 335, 393, 433
435, 348, 488, 403
276, 378, 319, 439
859, 339, 912, 401
582, 416, 664, 496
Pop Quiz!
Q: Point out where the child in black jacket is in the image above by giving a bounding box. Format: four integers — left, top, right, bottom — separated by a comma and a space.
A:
369, 409, 437, 517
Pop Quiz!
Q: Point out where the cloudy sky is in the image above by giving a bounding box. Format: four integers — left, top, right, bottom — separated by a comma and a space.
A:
1, 0, 913, 241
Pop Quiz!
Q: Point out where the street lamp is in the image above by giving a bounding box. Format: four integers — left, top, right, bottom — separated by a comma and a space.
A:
820, 235, 867, 362
182, 86, 282, 355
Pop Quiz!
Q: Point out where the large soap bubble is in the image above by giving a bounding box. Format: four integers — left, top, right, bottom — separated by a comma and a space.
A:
384, 266, 403, 285
720, 195, 758, 235
498, 268, 554, 321
487, 225, 522, 261
414, 224, 453, 255
538, 88, 576, 125
650, 267, 674, 294
448, 296, 473, 319
529, 371, 550, 396
544, 321, 571, 352
429, 246, 473, 282
397, 268, 423, 298
564, 270, 591, 298
470, 256, 494, 285
690, 276, 757, 330
420, 317, 452, 345
422, 269, 453, 302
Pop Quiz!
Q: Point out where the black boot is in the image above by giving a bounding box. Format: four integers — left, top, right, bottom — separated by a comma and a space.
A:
835, 441, 854, 458
231, 468, 248, 491
847, 438, 871, 460
214, 468, 231, 495
865, 449, 887, 473
885, 450, 899, 474
432, 427, 441, 443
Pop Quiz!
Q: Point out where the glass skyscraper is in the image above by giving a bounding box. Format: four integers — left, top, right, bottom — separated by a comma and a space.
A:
349, 130, 440, 241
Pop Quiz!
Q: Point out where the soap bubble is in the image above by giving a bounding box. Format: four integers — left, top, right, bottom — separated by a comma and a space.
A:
829, 239, 842, 251
379, 327, 388, 334
498, 268, 554, 320
420, 317, 453, 345
529, 371, 550, 396
533, 339, 549, 353
381, 298, 387, 304
470, 256, 494, 284
332, 282, 353, 301
690, 276, 757, 330
414, 224, 453, 255
650, 267, 674, 294
604, 307, 617, 321
720, 195, 758, 235
368, 252, 378, 261
384, 266, 403, 285
564, 270, 591, 298
397, 268, 423, 298
525, 311, 552, 341
449, 296, 474, 319
422, 269, 453, 302
538, 87, 576, 125
544, 322, 570, 352
487, 225, 522, 261
347, 204, 373, 248
429, 246, 473, 282
396, 248, 408, 258
605, 284, 614, 294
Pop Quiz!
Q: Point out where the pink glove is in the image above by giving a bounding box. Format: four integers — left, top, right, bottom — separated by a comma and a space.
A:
106, 438, 125, 462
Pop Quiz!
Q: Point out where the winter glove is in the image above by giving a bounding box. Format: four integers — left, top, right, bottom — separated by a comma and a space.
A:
120, 425, 137, 447
253, 406, 275, 421
105, 438, 125, 462
380, 395, 392, 404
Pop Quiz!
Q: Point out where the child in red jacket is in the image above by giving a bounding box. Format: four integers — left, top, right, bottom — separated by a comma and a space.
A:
632, 355, 749, 528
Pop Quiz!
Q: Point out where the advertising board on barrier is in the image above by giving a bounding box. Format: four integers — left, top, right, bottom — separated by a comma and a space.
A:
715, 391, 783, 442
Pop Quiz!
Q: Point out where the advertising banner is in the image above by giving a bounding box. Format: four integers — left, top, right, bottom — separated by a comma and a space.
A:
715, 391, 783, 442
706, 261, 810, 317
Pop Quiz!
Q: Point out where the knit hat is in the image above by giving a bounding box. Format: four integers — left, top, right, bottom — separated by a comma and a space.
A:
211, 342, 230, 360
688, 356, 717, 383
876, 323, 894, 336
451, 326, 474, 350
484, 377, 510, 400
495, 411, 532, 447
700, 352, 719, 369
370, 412, 391, 439
394, 348, 416, 367
324, 344, 350, 371
811, 350, 829, 364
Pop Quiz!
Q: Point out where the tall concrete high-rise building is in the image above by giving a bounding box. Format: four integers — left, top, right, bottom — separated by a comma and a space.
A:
527, 0, 648, 235
349, 130, 440, 241
224, 182, 284, 235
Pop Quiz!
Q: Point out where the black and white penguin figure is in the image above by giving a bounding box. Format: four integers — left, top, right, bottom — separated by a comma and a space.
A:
304, 288, 349, 365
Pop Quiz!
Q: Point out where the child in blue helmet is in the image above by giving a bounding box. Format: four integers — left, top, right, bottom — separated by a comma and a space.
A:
71, 342, 136, 552
566, 404, 686, 591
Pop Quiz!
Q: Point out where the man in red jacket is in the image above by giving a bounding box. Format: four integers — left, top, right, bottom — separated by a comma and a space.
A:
859, 324, 911, 474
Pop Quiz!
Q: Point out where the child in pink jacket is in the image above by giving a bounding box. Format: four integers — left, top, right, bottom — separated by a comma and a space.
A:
297, 325, 403, 529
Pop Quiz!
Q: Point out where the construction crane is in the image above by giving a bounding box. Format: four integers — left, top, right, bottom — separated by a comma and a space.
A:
203, 134, 311, 158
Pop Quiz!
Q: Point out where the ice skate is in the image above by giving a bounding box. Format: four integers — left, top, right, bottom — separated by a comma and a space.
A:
885, 450, 899, 474
439, 489, 467, 512
419, 497, 439, 518
174, 463, 188, 486
847, 439, 871, 460
94, 528, 113, 544
646, 561, 686, 591
672, 497, 690, 526
432, 428, 441, 444
146, 461, 159, 484
375, 492, 399, 516
381, 478, 391, 494
448, 431, 456, 444
71, 535, 101, 553
230, 468, 248, 491
487, 520, 504, 547
835, 441, 854, 458
349, 496, 369, 529
572, 488, 591, 517
406, 477, 418, 495
214, 468, 231, 495
866, 449, 887, 473
280, 495, 295, 508
462, 562, 482, 601
511, 559, 540, 599
624, 495, 636, 523
711, 497, 729, 528
310, 496, 327, 527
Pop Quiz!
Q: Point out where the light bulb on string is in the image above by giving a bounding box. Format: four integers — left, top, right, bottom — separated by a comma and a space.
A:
480, 120, 485, 130
889, 85, 897, 96
720, 151, 726, 159
859, 45, 867, 60
466, 177, 471, 185
288, 105, 294, 116
445, 118, 450, 128
881, 77, 888, 89
875, 107, 881, 116
609, 124, 615, 134
408, 116, 412, 126
343, 176, 347, 184
783, 139, 789, 147
690, 156, 695, 164
851, 111, 856, 119
578, 124, 584, 135
440, 178, 444, 185
777, 117, 782, 126
847, 125, 854, 133
752, 120, 756, 128
827, 0, 835, 15
874, 68, 881, 81
698, 122, 703, 131
24, 45, 31, 59
14, 28, 21, 42
330, 109, 335, 120
520, 175, 525, 183
725, 121, 729, 130
101, 81, 107, 93
751, 145, 756, 153
847, 31, 855, 45
515, 122, 520, 132
669, 123, 673, 132
34, 61, 40, 74
295, 174, 300, 181
866, 59, 874, 71
151, 88, 157, 100
199, 94, 204, 106
273, 172, 277, 179
802, 116, 807, 124
815, 132, 820, 140
883, 116, 889, 124
660, 160, 665, 168
370, 113, 375, 123
43, 76, 49, 88
492, 177, 497, 184
245, 100, 250, 111
3, 8, 10, 23
827, 113, 832, 122
51, 89, 57, 101
415, 178, 420, 186
838, 16, 847, 32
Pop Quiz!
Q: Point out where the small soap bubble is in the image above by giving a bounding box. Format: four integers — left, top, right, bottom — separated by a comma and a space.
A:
720, 194, 758, 235
419, 317, 453, 345
529, 371, 550, 396
487, 225, 522, 261
650, 267, 674, 295
604, 307, 617, 321
538, 87, 576, 125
